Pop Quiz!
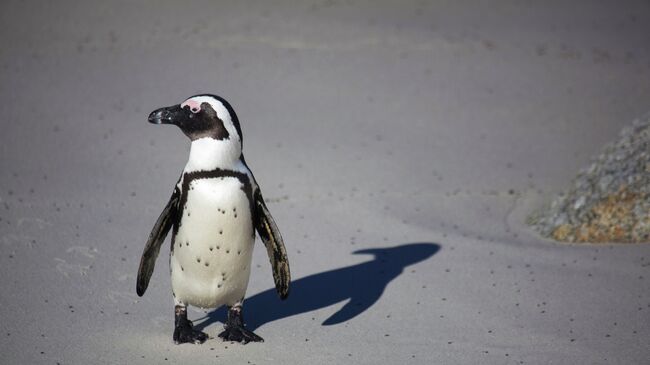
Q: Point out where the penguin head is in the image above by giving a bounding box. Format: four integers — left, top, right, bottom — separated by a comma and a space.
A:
148, 94, 242, 146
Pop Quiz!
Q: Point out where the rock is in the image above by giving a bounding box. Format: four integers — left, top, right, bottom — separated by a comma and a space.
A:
530, 112, 650, 243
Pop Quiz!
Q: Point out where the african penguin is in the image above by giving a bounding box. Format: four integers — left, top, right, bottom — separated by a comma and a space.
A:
136, 94, 290, 344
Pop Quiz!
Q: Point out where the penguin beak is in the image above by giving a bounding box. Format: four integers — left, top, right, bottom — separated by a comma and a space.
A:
148, 104, 184, 125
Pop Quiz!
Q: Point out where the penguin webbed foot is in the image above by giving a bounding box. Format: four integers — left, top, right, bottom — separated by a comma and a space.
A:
218, 305, 263, 344
218, 324, 263, 344
173, 306, 208, 345
174, 319, 208, 344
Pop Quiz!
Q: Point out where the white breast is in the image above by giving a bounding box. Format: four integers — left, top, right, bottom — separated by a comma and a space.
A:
170, 176, 254, 309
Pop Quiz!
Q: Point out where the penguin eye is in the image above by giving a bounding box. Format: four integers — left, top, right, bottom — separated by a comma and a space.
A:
181, 101, 202, 114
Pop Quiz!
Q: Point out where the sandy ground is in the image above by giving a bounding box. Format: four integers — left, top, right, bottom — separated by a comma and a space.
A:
1, 1, 649, 364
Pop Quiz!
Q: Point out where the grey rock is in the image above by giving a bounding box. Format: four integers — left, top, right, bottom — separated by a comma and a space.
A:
531, 112, 650, 243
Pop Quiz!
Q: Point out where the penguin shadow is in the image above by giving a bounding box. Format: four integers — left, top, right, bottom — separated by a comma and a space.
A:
195, 242, 440, 331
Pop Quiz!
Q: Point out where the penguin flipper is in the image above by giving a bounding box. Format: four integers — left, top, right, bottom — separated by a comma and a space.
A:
136, 188, 179, 296
254, 190, 291, 300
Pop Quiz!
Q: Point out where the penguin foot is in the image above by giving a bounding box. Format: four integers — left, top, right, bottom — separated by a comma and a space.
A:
218, 325, 263, 344
218, 305, 263, 344
173, 320, 208, 344
173, 305, 208, 344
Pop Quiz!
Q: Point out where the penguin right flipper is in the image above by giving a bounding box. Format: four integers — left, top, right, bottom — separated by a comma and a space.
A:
253, 189, 291, 300
136, 188, 180, 296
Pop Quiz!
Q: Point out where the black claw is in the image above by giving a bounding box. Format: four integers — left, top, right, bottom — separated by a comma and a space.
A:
218, 305, 263, 344
218, 326, 264, 344
174, 325, 208, 344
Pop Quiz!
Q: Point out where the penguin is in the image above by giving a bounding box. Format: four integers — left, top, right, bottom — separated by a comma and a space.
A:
136, 94, 290, 344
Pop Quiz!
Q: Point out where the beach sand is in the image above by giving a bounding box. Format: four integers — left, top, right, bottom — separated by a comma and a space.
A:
1, 1, 649, 364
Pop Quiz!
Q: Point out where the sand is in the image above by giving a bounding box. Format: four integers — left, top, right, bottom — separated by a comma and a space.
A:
1, 1, 649, 364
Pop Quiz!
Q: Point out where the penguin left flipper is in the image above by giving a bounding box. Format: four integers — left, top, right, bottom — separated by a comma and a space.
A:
253, 189, 291, 300
136, 188, 180, 296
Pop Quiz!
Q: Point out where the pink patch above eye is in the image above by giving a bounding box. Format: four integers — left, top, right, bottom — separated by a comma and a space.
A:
181, 99, 202, 113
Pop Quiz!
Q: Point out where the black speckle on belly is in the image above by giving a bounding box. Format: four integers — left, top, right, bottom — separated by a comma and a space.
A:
209, 246, 213, 251
204, 262, 209, 267
196, 257, 201, 263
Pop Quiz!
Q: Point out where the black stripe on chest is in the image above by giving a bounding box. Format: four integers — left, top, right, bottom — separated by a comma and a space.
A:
176, 169, 255, 228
